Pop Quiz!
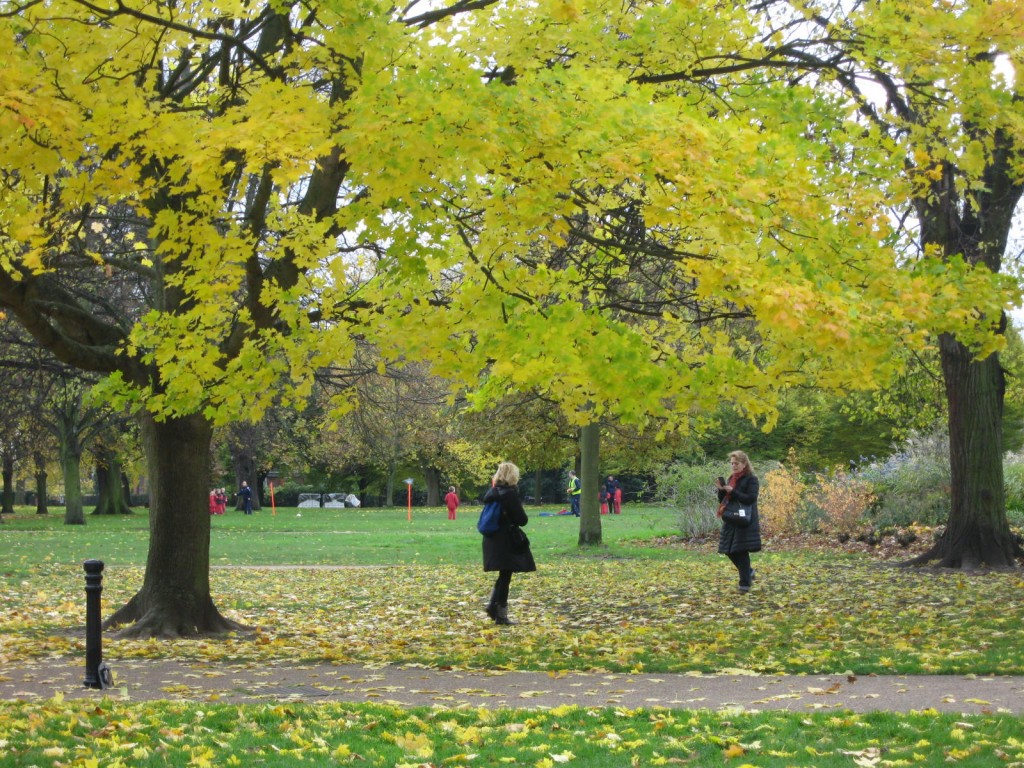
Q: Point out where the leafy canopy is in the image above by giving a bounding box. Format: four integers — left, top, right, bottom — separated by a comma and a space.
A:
0, 0, 1014, 434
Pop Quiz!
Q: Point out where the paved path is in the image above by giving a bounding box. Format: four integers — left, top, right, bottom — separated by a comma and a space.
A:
2, 659, 1021, 713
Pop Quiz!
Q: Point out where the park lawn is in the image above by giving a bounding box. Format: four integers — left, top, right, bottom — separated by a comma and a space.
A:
0, 504, 685, 570
2, 506, 1023, 676
0, 698, 1022, 767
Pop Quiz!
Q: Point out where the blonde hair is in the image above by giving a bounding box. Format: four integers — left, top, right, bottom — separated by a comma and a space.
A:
729, 450, 752, 472
493, 461, 521, 486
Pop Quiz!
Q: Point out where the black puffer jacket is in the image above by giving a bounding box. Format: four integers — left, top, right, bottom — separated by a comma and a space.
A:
482, 484, 537, 573
717, 472, 762, 555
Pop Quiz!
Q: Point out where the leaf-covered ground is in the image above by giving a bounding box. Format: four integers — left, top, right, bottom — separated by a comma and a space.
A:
3, 555, 1022, 675
1, 698, 1023, 768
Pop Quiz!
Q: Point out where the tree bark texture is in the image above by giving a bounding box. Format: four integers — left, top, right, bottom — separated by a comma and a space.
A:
909, 333, 1021, 568
578, 422, 602, 546
906, 134, 1023, 570
106, 413, 246, 637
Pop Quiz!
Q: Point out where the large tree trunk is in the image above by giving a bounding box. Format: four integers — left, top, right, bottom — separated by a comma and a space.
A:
908, 332, 1022, 568
578, 423, 602, 546
106, 413, 246, 638
34, 451, 48, 515
906, 134, 1023, 570
60, 439, 85, 526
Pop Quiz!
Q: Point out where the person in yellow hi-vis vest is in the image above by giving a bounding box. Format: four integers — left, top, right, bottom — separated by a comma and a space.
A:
567, 470, 581, 517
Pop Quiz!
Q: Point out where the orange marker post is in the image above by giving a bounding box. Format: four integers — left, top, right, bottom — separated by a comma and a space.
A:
270, 481, 277, 516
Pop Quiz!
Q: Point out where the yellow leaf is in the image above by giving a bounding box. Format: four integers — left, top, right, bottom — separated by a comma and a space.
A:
395, 731, 434, 758
724, 743, 745, 758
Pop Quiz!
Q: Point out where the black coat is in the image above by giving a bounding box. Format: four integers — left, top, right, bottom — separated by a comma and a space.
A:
482, 484, 537, 573
717, 472, 762, 555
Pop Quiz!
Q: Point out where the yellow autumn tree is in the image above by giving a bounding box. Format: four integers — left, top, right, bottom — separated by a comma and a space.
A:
739, 0, 1024, 567
0, 0, 1015, 636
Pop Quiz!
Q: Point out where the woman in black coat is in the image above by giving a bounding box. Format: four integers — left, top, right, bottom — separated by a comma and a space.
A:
482, 462, 536, 625
716, 450, 762, 593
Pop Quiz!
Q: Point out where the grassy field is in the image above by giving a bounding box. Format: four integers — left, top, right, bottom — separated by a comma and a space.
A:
2, 505, 1023, 767
1, 699, 1021, 768
0, 503, 686, 569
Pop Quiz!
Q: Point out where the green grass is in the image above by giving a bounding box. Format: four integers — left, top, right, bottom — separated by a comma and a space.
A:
0, 700, 1020, 767
0, 504, 684, 570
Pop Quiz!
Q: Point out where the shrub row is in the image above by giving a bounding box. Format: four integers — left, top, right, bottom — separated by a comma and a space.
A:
660, 432, 1024, 540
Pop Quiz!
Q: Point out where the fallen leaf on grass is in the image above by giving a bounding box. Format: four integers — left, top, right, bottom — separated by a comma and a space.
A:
4, 558, 1024, 678
723, 743, 745, 758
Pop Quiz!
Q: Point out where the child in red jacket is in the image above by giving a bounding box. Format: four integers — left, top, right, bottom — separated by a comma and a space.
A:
445, 487, 460, 520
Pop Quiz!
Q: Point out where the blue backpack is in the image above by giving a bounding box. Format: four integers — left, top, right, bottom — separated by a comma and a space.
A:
477, 500, 503, 536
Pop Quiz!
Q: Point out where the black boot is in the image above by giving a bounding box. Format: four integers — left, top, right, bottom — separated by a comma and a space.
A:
485, 589, 500, 622
495, 604, 514, 625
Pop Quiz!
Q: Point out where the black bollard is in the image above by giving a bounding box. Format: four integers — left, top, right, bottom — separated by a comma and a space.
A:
83, 559, 106, 689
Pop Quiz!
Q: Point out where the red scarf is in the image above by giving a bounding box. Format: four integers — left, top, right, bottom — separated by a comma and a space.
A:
717, 468, 748, 516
